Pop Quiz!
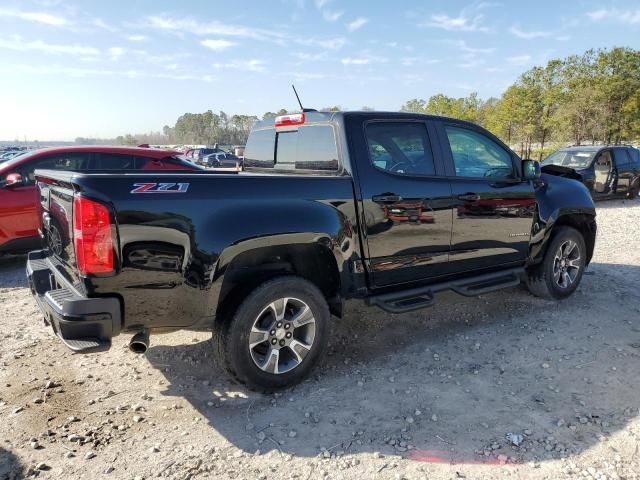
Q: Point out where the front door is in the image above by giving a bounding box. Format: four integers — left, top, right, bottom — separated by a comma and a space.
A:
354, 118, 454, 287
438, 122, 536, 273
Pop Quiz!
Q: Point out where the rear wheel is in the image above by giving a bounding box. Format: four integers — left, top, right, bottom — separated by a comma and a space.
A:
213, 276, 330, 392
628, 180, 640, 199
526, 226, 586, 300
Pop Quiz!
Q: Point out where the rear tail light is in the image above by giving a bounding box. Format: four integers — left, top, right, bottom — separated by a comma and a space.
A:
275, 113, 305, 127
73, 195, 114, 275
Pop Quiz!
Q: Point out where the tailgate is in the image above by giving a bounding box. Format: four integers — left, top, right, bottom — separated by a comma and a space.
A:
36, 170, 82, 286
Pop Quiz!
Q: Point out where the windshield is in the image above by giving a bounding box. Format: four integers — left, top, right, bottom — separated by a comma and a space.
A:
542, 150, 596, 169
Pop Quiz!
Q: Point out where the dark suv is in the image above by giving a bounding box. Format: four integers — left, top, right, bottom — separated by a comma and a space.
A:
542, 145, 640, 199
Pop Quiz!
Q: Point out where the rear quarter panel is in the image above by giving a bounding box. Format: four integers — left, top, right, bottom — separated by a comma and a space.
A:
70, 173, 359, 331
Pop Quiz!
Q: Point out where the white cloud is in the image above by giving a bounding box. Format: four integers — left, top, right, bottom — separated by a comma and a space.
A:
0, 63, 215, 82
459, 58, 486, 68
401, 57, 440, 67
426, 13, 488, 31
341, 57, 370, 65
347, 17, 368, 32
507, 54, 533, 66
0, 7, 68, 26
213, 59, 266, 72
322, 10, 344, 22
144, 15, 286, 44
509, 24, 552, 39
107, 47, 125, 61
201, 39, 236, 51
587, 9, 608, 20
587, 8, 640, 24
291, 51, 328, 61
341, 52, 387, 66
143, 14, 344, 51
92, 18, 118, 32
126, 35, 148, 42
420, 2, 497, 32
0, 35, 99, 56
452, 40, 495, 54
314, 0, 333, 8
299, 36, 346, 50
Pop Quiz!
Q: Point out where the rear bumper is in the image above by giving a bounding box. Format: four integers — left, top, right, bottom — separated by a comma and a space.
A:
27, 250, 121, 352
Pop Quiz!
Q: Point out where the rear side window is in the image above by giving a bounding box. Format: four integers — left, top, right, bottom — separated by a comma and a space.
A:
244, 129, 275, 168
365, 122, 435, 176
445, 126, 513, 178
93, 153, 137, 169
614, 148, 631, 168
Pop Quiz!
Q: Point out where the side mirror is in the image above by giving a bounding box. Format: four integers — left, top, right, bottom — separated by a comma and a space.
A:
4, 172, 24, 188
522, 159, 541, 181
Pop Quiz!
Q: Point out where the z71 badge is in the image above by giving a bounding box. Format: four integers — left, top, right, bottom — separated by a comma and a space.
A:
130, 183, 190, 194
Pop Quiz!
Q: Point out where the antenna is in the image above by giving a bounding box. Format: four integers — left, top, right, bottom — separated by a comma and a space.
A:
292, 84, 304, 111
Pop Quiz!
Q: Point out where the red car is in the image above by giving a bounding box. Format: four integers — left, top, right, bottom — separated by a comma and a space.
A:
0, 146, 201, 254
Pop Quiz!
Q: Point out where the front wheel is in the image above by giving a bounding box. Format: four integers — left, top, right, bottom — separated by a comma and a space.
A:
526, 226, 586, 300
213, 276, 330, 392
628, 181, 639, 199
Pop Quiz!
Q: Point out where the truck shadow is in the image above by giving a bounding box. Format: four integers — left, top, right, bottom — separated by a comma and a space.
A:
594, 197, 640, 209
0, 255, 28, 289
144, 262, 640, 465
0, 447, 26, 480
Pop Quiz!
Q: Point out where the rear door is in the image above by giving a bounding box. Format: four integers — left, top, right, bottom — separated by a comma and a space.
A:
437, 121, 535, 273
351, 116, 454, 287
612, 148, 633, 195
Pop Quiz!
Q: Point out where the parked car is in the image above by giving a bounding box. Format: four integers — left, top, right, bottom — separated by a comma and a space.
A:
202, 152, 242, 168
0, 151, 23, 162
542, 145, 640, 199
192, 147, 220, 164
28, 111, 596, 391
0, 146, 202, 254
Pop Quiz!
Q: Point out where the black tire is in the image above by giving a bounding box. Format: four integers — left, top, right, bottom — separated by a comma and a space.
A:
628, 181, 640, 199
213, 276, 330, 392
526, 226, 586, 300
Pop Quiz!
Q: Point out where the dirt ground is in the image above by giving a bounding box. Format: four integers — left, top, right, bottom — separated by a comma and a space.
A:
1, 198, 639, 480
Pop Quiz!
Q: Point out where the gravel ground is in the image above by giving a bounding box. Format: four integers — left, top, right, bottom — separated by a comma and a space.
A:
1, 197, 639, 480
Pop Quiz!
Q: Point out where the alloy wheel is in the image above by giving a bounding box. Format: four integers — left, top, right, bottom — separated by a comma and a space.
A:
552, 239, 581, 289
248, 297, 316, 374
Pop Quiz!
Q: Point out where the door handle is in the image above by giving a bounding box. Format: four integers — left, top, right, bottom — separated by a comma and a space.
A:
372, 194, 402, 203
457, 193, 480, 201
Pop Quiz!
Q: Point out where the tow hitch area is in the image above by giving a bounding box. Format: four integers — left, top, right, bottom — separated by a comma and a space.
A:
26, 250, 120, 353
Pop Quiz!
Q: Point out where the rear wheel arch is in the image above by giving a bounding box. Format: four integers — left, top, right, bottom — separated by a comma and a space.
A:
215, 243, 343, 325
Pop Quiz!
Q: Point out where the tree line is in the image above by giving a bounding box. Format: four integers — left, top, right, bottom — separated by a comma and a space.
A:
92, 47, 639, 158
401, 47, 640, 159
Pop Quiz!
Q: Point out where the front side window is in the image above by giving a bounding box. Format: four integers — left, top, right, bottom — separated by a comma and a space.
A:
365, 122, 435, 176
20, 153, 89, 184
445, 126, 513, 178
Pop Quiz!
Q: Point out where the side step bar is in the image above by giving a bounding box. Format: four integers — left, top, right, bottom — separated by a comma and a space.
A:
367, 268, 523, 314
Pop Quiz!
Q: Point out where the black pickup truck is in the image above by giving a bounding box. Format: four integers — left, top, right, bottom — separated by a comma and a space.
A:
28, 111, 597, 391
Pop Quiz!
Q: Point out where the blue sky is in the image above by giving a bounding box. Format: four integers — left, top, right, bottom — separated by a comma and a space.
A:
0, 0, 639, 141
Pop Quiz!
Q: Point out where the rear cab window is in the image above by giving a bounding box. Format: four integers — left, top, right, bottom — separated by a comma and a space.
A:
244, 115, 340, 174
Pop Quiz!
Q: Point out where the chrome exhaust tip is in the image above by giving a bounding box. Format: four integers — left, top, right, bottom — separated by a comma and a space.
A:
129, 329, 150, 354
